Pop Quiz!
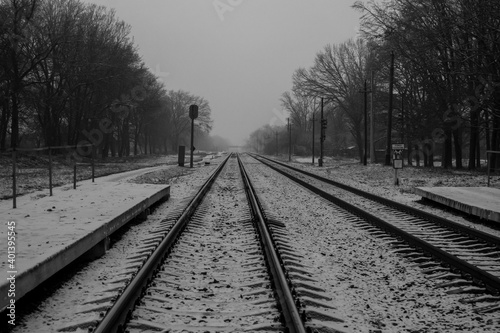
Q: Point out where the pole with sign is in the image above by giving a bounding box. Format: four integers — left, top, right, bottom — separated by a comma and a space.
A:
189, 105, 198, 168
392, 143, 404, 185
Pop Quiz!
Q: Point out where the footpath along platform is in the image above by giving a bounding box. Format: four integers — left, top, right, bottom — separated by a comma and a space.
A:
415, 187, 500, 223
0, 171, 170, 311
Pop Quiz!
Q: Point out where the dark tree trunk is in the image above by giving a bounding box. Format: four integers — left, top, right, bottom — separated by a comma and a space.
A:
476, 132, 481, 168
122, 116, 130, 157
468, 109, 479, 170
102, 133, 110, 159
110, 135, 116, 157
407, 143, 413, 166
453, 127, 463, 169
0, 95, 10, 150
10, 88, 19, 149
414, 144, 421, 167
443, 129, 453, 169
491, 113, 500, 172
134, 133, 138, 156
424, 141, 434, 167
423, 144, 429, 167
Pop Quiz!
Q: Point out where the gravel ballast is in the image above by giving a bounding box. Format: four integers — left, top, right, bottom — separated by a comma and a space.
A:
242, 155, 500, 332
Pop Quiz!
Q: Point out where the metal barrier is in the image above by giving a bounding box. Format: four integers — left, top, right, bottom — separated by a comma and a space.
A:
7, 144, 94, 208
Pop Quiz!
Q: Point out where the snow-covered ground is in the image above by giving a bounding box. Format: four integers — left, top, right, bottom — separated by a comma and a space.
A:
9, 161, 219, 332
243, 154, 500, 332
7, 153, 500, 332
279, 155, 500, 237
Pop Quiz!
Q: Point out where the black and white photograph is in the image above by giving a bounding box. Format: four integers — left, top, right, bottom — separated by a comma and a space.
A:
1, 0, 500, 332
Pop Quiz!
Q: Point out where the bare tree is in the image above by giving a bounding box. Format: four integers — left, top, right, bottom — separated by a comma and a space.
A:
293, 39, 376, 161
354, 0, 500, 169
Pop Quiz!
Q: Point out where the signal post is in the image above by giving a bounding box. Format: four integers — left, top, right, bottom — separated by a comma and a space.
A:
189, 105, 198, 168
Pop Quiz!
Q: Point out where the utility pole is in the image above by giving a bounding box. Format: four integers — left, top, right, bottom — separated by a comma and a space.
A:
370, 70, 375, 163
312, 99, 315, 165
385, 51, 395, 166
288, 118, 291, 162
401, 95, 405, 144
319, 97, 324, 167
359, 81, 371, 165
364, 80, 368, 165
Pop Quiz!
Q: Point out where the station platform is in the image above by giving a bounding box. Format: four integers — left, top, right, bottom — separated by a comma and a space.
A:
0, 171, 170, 311
415, 187, 500, 223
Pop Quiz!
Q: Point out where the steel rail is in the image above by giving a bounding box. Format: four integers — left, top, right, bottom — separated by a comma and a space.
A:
252, 154, 500, 292
253, 154, 500, 247
237, 154, 307, 333
93, 153, 231, 333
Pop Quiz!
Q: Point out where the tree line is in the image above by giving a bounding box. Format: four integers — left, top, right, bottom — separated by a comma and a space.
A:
1, 0, 220, 158
248, 0, 500, 170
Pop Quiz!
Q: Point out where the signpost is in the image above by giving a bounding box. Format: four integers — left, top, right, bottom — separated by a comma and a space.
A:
392, 143, 404, 185
189, 105, 198, 168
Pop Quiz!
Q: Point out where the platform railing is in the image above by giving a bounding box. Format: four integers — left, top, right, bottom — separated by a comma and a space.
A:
7, 144, 94, 209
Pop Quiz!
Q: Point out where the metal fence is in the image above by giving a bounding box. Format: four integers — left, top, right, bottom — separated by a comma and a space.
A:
7, 144, 94, 209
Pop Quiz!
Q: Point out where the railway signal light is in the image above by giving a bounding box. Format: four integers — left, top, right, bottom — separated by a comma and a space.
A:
189, 105, 199, 119
321, 119, 327, 129
189, 104, 198, 168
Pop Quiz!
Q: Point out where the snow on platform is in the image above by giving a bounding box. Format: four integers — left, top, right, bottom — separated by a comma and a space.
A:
0, 176, 170, 311
415, 187, 500, 222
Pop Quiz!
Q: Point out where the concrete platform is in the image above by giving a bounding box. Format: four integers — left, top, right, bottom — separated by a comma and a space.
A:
415, 187, 500, 222
0, 178, 169, 311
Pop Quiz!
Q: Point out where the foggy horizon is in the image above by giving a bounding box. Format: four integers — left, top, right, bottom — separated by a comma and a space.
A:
81, 0, 360, 146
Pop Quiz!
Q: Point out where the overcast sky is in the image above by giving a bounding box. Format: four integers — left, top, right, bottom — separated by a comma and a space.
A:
82, 0, 360, 145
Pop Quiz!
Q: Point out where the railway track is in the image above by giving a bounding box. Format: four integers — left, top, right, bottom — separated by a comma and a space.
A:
251, 154, 500, 312
62, 154, 342, 333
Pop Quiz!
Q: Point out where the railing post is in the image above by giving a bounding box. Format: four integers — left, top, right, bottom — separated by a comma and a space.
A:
73, 146, 77, 189
92, 144, 95, 183
487, 151, 491, 187
12, 149, 17, 209
49, 147, 53, 196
